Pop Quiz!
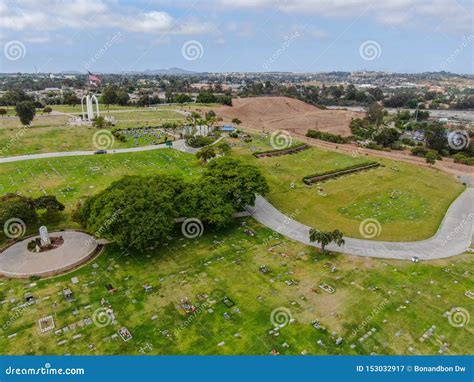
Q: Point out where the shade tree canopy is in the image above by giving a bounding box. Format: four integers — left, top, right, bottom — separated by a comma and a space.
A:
15, 101, 36, 125
78, 157, 268, 250
202, 157, 269, 210
0, 193, 65, 232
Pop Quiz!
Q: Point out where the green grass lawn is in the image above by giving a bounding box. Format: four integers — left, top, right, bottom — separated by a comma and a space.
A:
0, 218, 472, 355
0, 109, 184, 156
0, 149, 200, 239
0, 134, 465, 242
228, 135, 465, 241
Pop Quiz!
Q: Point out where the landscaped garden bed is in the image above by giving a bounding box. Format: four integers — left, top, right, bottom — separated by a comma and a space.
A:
253, 143, 310, 158
27, 236, 64, 253
302, 161, 380, 184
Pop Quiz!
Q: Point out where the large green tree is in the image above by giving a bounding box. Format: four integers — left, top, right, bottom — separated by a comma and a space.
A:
366, 102, 385, 126
78, 159, 268, 249
15, 101, 36, 125
425, 122, 448, 152
101, 85, 118, 107
374, 127, 401, 147
176, 179, 235, 228
34, 195, 65, 213
0, 194, 37, 228
79, 175, 186, 250
203, 157, 269, 209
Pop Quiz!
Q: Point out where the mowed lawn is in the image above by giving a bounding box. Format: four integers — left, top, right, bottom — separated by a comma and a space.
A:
0, 219, 472, 355
0, 109, 184, 156
229, 136, 465, 241
0, 149, 200, 238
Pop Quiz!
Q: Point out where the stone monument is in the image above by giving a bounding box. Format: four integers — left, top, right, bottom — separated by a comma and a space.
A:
39, 226, 51, 247
81, 94, 100, 122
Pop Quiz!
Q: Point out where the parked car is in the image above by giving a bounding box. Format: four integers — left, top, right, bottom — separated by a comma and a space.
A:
94, 150, 107, 155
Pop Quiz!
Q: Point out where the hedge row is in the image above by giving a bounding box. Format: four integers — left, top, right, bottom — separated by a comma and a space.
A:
302, 161, 380, 184
306, 129, 349, 144
253, 143, 309, 158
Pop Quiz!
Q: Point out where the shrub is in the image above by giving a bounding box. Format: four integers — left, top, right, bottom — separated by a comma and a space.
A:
401, 137, 415, 146
390, 141, 404, 150
302, 161, 380, 184
364, 142, 385, 151
453, 153, 474, 166
306, 129, 348, 144
253, 143, 309, 158
186, 135, 216, 148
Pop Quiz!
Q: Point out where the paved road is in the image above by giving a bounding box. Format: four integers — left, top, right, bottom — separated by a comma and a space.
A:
0, 136, 227, 164
0, 139, 471, 259
0, 140, 190, 164
246, 189, 474, 260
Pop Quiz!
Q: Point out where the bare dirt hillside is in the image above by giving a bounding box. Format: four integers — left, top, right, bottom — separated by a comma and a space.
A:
217, 97, 364, 137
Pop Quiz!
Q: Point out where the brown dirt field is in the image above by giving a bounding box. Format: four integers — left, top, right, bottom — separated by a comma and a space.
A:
217, 96, 363, 137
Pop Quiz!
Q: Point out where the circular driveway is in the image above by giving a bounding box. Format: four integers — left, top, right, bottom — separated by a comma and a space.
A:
0, 231, 99, 278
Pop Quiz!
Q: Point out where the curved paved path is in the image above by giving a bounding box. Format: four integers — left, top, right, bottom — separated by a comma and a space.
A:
0, 231, 99, 278
246, 189, 474, 260
0, 138, 225, 164
0, 140, 472, 260
0, 140, 187, 164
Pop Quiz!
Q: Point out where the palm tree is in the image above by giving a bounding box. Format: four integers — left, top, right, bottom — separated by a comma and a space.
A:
309, 228, 345, 253
196, 146, 216, 163
331, 229, 345, 247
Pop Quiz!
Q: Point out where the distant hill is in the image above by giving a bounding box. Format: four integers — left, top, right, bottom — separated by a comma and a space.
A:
121, 67, 198, 75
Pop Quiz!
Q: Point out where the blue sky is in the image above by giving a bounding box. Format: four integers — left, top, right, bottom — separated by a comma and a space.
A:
0, 0, 473, 74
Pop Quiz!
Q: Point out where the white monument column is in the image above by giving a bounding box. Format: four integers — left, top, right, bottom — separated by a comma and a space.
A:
39, 226, 51, 246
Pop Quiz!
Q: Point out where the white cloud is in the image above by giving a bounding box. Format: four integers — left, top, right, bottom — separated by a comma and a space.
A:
0, 0, 213, 35
217, 0, 472, 32
23, 36, 51, 44
122, 11, 175, 33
